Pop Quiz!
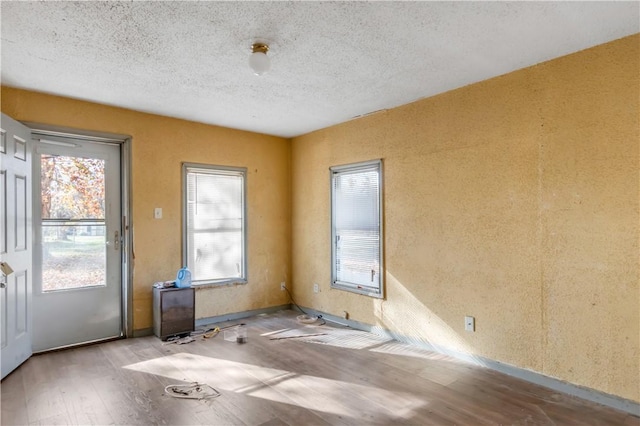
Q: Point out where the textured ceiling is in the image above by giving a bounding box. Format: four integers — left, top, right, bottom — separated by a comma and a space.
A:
1, 1, 638, 138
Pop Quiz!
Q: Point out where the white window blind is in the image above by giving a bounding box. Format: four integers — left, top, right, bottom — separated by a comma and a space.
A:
331, 160, 383, 297
183, 164, 246, 284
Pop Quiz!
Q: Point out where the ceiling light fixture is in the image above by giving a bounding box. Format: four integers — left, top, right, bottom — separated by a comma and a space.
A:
249, 43, 270, 76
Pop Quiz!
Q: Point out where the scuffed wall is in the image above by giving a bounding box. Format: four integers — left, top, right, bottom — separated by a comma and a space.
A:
1, 88, 291, 331
291, 35, 639, 402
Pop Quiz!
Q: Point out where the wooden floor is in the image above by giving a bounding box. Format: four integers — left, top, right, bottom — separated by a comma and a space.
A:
1, 310, 638, 426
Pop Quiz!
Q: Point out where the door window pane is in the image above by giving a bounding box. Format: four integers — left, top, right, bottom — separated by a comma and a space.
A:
40, 155, 106, 291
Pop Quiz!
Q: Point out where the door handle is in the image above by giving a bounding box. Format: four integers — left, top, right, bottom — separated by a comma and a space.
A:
106, 232, 120, 251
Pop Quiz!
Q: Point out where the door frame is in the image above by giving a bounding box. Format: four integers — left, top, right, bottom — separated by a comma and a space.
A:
25, 122, 134, 340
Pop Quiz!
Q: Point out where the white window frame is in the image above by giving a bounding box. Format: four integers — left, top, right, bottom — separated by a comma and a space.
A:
330, 159, 384, 298
182, 163, 247, 286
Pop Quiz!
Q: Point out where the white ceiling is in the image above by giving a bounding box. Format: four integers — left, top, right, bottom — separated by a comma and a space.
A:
1, 2, 638, 138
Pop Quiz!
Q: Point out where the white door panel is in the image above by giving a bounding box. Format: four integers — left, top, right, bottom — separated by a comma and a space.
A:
0, 113, 33, 379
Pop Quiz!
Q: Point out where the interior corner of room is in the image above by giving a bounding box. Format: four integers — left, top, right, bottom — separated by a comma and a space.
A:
0, 2, 638, 423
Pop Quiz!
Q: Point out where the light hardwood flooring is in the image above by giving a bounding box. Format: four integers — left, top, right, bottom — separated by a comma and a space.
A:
1, 310, 638, 425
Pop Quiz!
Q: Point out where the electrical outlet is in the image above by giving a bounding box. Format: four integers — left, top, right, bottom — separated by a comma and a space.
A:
465, 316, 475, 332
280, 282, 286, 291
313, 283, 319, 293
154, 207, 162, 219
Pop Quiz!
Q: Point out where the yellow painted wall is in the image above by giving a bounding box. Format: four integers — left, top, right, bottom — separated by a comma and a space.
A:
1, 87, 291, 331
291, 35, 639, 402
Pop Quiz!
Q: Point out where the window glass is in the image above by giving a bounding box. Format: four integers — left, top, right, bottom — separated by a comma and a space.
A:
183, 164, 246, 284
331, 160, 383, 297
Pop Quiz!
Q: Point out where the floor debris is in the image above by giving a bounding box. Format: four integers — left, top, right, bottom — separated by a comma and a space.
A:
269, 332, 328, 340
163, 336, 196, 345
164, 382, 221, 400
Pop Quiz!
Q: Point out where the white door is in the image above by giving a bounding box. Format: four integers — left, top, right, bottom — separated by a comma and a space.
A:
32, 136, 122, 352
0, 113, 33, 379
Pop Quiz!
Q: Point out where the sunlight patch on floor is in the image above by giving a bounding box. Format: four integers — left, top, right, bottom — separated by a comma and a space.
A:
124, 352, 427, 419
265, 326, 392, 350
370, 341, 454, 361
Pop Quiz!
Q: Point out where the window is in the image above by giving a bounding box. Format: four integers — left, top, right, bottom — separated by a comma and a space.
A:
330, 159, 383, 297
183, 163, 247, 285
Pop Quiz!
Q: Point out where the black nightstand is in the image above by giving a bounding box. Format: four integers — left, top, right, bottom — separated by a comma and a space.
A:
153, 287, 195, 340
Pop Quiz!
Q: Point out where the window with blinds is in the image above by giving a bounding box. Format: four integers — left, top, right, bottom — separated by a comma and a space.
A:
330, 159, 383, 297
182, 164, 247, 285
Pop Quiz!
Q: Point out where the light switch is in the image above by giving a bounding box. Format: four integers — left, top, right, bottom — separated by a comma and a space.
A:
154, 208, 162, 219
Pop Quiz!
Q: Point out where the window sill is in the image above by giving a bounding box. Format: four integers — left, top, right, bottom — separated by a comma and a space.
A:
331, 281, 384, 299
192, 279, 248, 289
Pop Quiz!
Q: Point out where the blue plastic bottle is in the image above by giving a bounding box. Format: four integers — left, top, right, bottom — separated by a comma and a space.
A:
176, 267, 192, 288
